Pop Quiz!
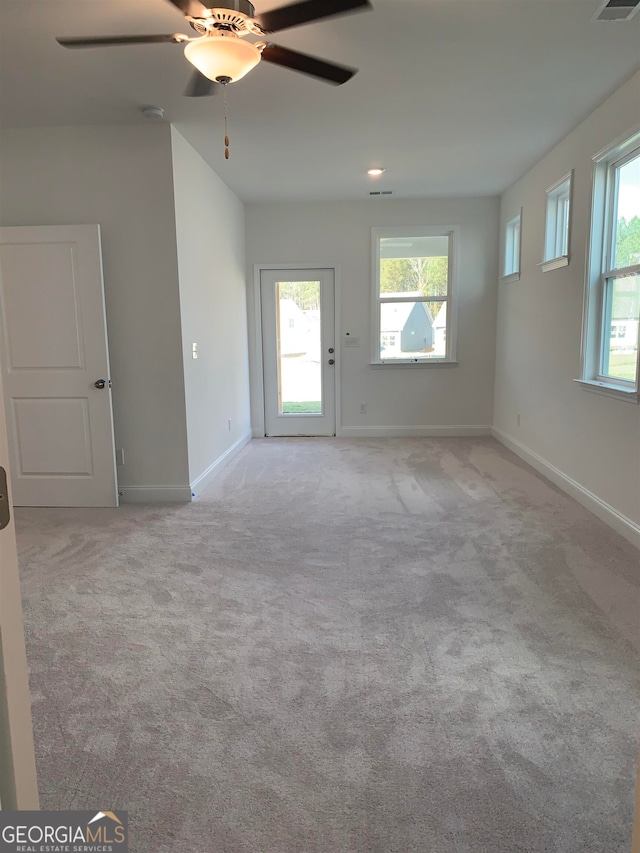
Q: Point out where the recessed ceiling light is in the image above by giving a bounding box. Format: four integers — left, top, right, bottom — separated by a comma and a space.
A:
367, 167, 385, 176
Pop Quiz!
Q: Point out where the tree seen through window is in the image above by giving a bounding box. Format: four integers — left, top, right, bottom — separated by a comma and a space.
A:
379, 256, 448, 296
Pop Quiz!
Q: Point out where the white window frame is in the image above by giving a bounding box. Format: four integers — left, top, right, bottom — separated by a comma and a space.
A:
577, 126, 640, 403
502, 210, 522, 283
542, 171, 572, 271
371, 226, 459, 366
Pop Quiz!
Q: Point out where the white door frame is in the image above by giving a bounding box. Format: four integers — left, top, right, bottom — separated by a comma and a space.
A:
252, 264, 341, 438
0, 368, 39, 809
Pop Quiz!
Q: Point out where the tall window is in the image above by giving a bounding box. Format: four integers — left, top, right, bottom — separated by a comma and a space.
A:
502, 211, 522, 282
372, 227, 457, 364
543, 172, 572, 270
580, 130, 640, 400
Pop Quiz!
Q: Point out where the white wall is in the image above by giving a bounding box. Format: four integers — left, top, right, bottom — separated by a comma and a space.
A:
494, 71, 640, 537
245, 197, 499, 436
170, 128, 251, 491
0, 125, 191, 498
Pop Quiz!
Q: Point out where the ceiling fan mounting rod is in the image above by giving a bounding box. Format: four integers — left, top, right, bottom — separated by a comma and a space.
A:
187, 0, 264, 37
206, 0, 256, 17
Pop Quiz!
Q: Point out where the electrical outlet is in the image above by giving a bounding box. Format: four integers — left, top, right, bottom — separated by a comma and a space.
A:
228, 418, 232, 431
192, 342, 198, 359
359, 403, 367, 414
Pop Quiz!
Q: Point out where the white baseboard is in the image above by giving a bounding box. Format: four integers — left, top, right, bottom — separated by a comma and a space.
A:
118, 433, 252, 504
338, 425, 493, 438
118, 485, 192, 504
492, 427, 640, 549
190, 431, 252, 498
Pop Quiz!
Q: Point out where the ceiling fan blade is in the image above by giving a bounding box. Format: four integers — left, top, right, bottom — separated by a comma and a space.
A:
260, 44, 356, 84
185, 69, 217, 97
164, 0, 210, 15
257, 0, 371, 34
56, 34, 188, 49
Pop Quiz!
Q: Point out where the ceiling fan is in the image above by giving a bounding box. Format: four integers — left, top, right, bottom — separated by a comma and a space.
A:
56, 0, 372, 96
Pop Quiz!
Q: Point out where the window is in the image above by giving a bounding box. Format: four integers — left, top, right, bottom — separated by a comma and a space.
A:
542, 172, 572, 270
579, 129, 640, 401
502, 211, 522, 282
372, 227, 457, 364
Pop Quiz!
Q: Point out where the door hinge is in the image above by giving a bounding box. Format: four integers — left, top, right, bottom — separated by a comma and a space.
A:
0, 466, 10, 530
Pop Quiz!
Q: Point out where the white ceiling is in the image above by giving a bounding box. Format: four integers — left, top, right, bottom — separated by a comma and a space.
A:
1, 0, 639, 202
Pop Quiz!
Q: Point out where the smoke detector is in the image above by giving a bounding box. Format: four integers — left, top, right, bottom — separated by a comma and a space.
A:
141, 106, 165, 120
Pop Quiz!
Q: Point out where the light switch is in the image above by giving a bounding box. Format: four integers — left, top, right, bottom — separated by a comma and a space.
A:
192, 343, 198, 359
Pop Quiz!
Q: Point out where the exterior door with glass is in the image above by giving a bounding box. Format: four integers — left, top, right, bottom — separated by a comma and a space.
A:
260, 269, 336, 436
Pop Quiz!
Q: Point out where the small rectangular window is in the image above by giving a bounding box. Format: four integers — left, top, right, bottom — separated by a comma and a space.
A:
542, 172, 572, 270
579, 129, 640, 401
372, 227, 457, 364
502, 211, 522, 282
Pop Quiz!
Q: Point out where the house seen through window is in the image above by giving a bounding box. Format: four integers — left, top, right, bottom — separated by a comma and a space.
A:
372, 227, 456, 363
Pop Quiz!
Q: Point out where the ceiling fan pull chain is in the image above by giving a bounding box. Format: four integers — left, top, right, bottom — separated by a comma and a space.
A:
224, 85, 230, 160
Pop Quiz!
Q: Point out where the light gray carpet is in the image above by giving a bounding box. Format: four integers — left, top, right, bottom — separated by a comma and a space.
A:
15, 437, 640, 852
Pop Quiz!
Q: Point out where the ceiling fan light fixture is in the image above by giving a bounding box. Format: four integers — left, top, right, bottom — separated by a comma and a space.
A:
184, 34, 261, 83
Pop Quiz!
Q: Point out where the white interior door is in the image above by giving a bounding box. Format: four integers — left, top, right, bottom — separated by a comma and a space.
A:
0, 366, 39, 809
261, 269, 336, 436
0, 225, 118, 507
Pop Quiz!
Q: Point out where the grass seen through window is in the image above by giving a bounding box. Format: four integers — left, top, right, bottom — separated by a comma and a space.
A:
282, 401, 322, 414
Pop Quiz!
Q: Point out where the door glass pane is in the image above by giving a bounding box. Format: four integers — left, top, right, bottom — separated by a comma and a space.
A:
276, 281, 322, 414
602, 272, 639, 383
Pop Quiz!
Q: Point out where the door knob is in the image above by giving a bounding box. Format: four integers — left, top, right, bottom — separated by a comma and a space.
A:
94, 379, 106, 389
328, 359, 335, 365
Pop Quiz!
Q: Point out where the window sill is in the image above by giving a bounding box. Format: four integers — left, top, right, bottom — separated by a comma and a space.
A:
574, 378, 639, 404
540, 255, 569, 272
501, 272, 520, 284
371, 359, 458, 368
